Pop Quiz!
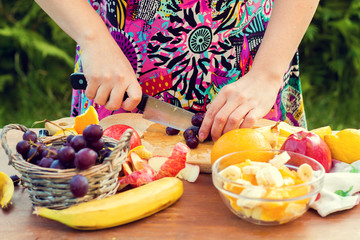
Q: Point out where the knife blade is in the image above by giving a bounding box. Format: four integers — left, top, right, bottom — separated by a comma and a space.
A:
70, 73, 194, 131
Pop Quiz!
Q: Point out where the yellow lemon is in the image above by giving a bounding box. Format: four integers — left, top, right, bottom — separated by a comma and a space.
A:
324, 129, 360, 164
210, 128, 272, 165
310, 126, 332, 140
73, 105, 99, 134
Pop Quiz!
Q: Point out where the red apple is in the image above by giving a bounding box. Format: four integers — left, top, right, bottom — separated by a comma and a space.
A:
118, 163, 155, 187
281, 130, 332, 172
103, 124, 141, 149
153, 142, 190, 180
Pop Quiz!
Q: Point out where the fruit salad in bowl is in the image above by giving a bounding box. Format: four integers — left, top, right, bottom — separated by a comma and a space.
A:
212, 150, 325, 225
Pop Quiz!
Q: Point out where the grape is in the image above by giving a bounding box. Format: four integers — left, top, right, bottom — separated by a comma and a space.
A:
70, 174, 89, 198
66, 135, 75, 144
183, 126, 199, 140
83, 124, 103, 142
58, 146, 76, 168
74, 148, 97, 170
10, 175, 20, 186
70, 135, 87, 152
166, 127, 180, 136
99, 148, 112, 163
50, 160, 65, 169
16, 140, 30, 157
185, 136, 199, 149
36, 143, 47, 156
38, 157, 54, 168
191, 112, 205, 127
26, 147, 40, 164
23, 130, 37, 142
42, 147, 58, 159
87, 138, 105, 152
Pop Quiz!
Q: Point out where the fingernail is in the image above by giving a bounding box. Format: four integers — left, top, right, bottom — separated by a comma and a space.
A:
199, 133, 205, 142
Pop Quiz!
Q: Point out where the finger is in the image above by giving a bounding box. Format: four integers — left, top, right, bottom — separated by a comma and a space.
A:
210, 101, 239, 141
104, 87, 125, 111
121, 82, 142, 111
222, 106, 249, 134
84, 75, 100, 100
198, 97, 226, 142
240, 110, 258, 128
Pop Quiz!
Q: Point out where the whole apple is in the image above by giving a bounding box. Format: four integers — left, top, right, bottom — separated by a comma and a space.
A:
103, 124, 142, 149
281, 130, 332, 172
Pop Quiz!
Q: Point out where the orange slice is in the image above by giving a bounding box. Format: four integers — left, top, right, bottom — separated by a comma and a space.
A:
73, 105, 99, 134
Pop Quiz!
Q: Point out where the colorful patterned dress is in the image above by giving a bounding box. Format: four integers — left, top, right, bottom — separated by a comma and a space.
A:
71, 0, 307, 128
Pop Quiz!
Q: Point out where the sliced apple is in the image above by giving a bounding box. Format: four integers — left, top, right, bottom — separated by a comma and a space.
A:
153, 142, 190, 180
147, 156, 167, 172
118, 163, 155, 187
129, 152, 147, 171
177, 163, 200, 183
122, 161, 133, 176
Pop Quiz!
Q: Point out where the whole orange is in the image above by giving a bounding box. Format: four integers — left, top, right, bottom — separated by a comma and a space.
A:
210, 128, 272, 165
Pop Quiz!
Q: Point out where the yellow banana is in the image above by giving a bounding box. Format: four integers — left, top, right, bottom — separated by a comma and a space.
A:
34, 177, 183, 230
0, 171, 14, 209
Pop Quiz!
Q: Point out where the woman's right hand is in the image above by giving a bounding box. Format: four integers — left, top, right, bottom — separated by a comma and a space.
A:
80, 33, 142, 111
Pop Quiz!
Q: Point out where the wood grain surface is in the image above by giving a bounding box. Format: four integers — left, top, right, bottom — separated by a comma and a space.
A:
1, 127, 360, 240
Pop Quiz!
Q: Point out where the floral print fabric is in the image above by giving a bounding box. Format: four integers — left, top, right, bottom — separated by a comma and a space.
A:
71, 0, 306, 128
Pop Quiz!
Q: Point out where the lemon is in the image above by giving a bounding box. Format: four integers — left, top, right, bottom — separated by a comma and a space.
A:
310, 126, 332, 140
324, 128, 360, 164
0, 171, 14, 209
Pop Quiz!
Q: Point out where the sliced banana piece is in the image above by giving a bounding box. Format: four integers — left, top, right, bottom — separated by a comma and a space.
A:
237, 187, 267, 208
242, 165, 260, 175
297, 163, 313, 182
219, 165, 242, 181
256, 166, 284, 187
269, 152, 291, 168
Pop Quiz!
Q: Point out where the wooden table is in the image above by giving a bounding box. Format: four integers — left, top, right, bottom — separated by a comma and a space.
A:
1, 129, 360, 240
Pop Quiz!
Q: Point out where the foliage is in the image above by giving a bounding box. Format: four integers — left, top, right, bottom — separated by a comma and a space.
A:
0, 0, 359, 131
299, 0, 360, 130
0, 1, 75, 128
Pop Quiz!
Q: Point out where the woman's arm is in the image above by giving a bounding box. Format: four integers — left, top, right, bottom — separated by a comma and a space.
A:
199, 0, 320, 141
35, 0, 142, 111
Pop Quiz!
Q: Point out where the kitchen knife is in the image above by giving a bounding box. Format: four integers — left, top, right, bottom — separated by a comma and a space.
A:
70, 73, 194, 131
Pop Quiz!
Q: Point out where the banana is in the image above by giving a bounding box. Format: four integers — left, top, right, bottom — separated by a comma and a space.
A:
297, 163, 313, 182
242, 165, 260, 175
0, 171, 14, 209
269, 152, 291, 168
219, 165, 242, 180
256, 166, 284, 187
34, 177, 183, 230
237, 187, 266, 208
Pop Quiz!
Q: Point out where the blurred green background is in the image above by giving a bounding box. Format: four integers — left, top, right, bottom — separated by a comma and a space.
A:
0, 1, 359, 130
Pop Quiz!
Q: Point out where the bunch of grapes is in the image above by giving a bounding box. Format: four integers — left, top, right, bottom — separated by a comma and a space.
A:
15, 124, 112, 198
165, 112, 211, 149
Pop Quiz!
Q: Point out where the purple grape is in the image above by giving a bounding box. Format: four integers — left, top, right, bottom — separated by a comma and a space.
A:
83, 124, 103, 142
58, 146, 76, 167
38, 157, 54, 168
10, 175, 20, 186
191, 112, 205, 127
66, 135, 75, 144
185, 136, 199, 149
183, 126, 199, 140
26, 147, 40, 164
74, 148, 97, 170
36, 143, 47, 155
42, 147, 58, 159
16, 140, 30, 156
23, 130, 37, 142
87, 138, 105, 152
70, 174, 89, 198
166, 127, 180, 136
70, 135, 87, 152
99, 148, 112, 163
50, 160, 65, 169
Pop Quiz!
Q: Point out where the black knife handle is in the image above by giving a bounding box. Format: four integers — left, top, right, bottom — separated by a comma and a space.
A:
70, 72, 148, 112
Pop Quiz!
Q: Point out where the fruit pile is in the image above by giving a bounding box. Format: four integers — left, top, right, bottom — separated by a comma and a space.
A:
219, 151, 315, 224
166, 112, 211, 149
15, 124, 112, 197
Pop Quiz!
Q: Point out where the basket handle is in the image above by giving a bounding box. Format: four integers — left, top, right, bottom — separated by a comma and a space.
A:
1, 124, 29, 166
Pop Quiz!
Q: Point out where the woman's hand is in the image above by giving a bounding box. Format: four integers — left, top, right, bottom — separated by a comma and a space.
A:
199, 70, 282, 142
80, 34, 142, 111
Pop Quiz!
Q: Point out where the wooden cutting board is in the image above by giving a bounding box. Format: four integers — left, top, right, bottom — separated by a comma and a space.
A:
100, 113, 278, 173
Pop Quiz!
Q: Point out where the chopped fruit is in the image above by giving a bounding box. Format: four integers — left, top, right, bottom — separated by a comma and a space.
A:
73, 106, 99, 134
310, 125, 332, 140
128, 145, 152, 160
103, 124, 142, 149
54, 128, 78, 136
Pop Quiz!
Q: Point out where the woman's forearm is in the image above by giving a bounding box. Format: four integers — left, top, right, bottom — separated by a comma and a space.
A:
251, 0, 320, 80
35, 0, 110, 46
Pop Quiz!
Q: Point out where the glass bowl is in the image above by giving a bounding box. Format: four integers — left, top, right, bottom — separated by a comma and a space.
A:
212, 150, 325, 225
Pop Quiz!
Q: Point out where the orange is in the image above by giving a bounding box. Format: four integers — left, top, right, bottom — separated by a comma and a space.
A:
210, 128, 272, 165
73, 105, 99, 134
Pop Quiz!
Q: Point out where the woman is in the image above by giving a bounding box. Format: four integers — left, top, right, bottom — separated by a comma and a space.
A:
35, 0, 319, 141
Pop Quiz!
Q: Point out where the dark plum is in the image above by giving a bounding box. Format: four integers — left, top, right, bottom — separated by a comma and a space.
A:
83, 124, 103, 142
70, 174, 89, 198
70, 135, 87, 152
166, 127, 180, 136
191, 112, 205, 127
74, 148, 97, 170
185, 136, 200, 149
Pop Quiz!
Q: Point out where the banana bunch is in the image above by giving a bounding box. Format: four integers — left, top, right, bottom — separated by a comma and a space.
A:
0, 171, 14, 209
34, 177, 183, 230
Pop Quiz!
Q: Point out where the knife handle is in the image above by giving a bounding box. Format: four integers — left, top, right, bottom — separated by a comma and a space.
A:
70, 72, 148, 112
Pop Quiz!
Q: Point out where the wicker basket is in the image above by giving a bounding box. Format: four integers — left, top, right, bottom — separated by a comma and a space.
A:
0, 124, 132, 210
